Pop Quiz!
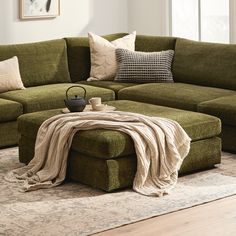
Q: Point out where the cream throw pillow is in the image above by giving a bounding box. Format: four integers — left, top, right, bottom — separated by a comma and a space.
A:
87, 31, 136, 81
0, 56, 25, 93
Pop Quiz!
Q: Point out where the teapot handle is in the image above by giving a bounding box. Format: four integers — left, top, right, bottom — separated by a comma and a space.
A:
66, 85, 87, 100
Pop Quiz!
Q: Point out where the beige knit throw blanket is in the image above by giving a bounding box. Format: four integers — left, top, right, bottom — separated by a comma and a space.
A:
5, 111, 191, 196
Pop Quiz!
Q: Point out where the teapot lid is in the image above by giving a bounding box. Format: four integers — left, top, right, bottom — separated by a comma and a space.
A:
71, 95, 82, 100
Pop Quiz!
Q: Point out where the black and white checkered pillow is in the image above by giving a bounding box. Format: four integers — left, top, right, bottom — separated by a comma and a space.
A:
114, 48, 174, 83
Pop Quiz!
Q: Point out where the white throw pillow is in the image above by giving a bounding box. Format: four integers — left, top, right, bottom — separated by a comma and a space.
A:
0, 56, 25, 93
87, 31, 136, 81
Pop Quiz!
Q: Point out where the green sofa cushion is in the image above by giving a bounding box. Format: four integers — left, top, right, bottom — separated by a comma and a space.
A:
65, 33, 127, 82
77, 81, 137, 97
118, 83, 235, 111
18, 100, 221, 159
0, 98, 23, 122
198, 95, 236, 126
173, 38, 236, 90
0, 83, 115, 113
220, 125, 236, 153
0, 39, 71, 87
135, 35, 176, 52
0, 122, 18, 148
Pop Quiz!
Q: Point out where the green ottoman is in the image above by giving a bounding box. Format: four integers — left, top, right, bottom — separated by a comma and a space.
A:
18, 100, 221, 192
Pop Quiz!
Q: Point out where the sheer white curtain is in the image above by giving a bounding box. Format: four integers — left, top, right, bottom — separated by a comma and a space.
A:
171, 0, 230, 43
171, 0, 199, 40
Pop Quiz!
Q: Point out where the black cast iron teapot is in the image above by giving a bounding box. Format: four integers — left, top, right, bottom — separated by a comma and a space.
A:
64, 85, 87, 112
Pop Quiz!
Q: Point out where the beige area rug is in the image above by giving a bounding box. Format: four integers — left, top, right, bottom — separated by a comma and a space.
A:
0, 148, 236, 236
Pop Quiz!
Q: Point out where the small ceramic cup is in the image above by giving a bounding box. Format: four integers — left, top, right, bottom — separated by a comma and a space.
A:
93, 104, 107, 111
89, 97, 102, 110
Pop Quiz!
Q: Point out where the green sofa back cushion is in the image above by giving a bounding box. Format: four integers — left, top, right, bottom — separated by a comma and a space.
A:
65, 33, 127, 82
173, 38, 236, 90
65, 34, 177, 82
135, 35, 177, 52
0, 39, 71, 87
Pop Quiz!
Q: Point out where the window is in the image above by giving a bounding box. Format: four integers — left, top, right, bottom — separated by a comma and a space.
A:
171, 0, 230, 43
201, 0, 229, 43
171, 0, 199, 40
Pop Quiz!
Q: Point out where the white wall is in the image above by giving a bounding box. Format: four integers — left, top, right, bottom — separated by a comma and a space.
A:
128, 0, 170, 36
1, 1, 234, 45
0, 0, 171, 45
0, 0, 128, 44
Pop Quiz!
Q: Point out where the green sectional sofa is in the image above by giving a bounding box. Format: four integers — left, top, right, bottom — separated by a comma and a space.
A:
0, 33, 236, 156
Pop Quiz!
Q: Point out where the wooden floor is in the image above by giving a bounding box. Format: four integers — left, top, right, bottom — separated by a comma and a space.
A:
94, 195, 236, 236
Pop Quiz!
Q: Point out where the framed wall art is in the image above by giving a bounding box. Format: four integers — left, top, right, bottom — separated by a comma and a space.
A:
20, 0, 60, 19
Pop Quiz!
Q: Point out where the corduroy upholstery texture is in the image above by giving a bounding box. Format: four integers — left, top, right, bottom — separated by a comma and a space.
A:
18, 100, 221, 160
0, 39, 71, 87
77, 81, 137, 98
0, 84, 115, 113
0, 98, 23, 122
19, 135, 221, 191
198, 95, 236, 126
118, 83, 235, 111
173, 38, 236, 90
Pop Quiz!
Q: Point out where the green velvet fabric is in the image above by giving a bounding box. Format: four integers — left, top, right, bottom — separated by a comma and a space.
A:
77, 81, 137, 98
198, 95, 236, 126
0, 122, 18, 148
68, 151, 137, 192
135, 35, 177, 52
179, 137, 221, 174
118, 83, 235, 111
65, 33, 127, 82
0, 39, 71, 87
19, 135, 35, 163
173, 38, 236, 90
19, 136, 221, 191
220, 125, 236, 153
0, 84, 115, 113
18, 100, 220, 159
65, 34, 176, 83
0, 98, 23, 122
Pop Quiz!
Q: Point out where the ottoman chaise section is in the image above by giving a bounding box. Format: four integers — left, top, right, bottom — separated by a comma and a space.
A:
18, 100, 221, 192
